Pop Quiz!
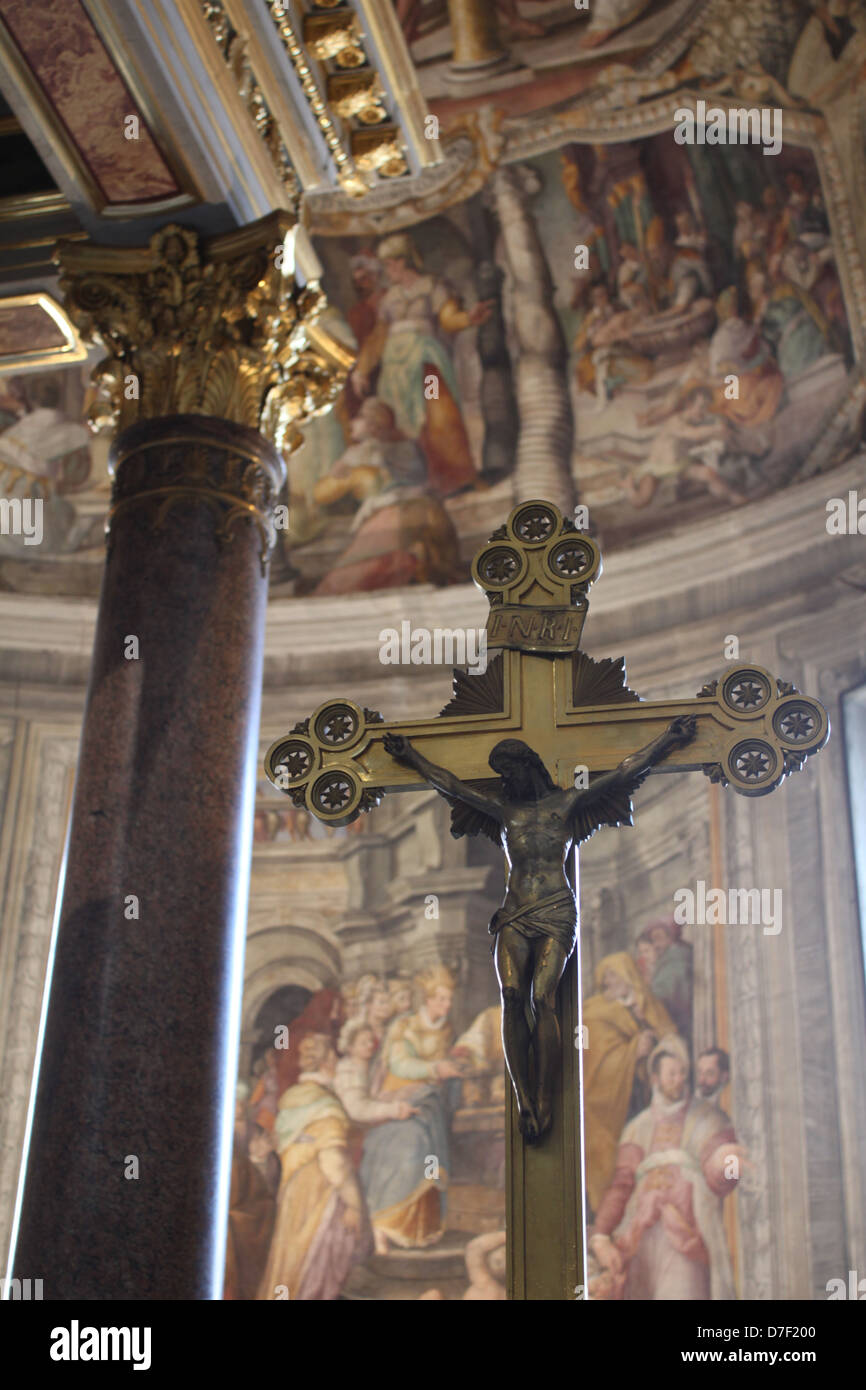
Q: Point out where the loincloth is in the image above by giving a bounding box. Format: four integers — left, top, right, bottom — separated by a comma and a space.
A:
489, 887, 577, 955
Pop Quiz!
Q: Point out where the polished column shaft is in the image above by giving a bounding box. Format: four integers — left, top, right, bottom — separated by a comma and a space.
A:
9, 416, 283, 1298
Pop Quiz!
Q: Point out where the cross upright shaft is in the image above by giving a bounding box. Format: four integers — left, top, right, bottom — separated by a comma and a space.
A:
266, 500, 829, 1301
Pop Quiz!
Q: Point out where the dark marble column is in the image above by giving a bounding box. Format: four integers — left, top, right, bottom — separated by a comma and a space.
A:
8, 414, 284, 1299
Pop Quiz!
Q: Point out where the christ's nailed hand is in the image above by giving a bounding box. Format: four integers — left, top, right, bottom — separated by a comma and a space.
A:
384, 732, 413, 762
666, 714, 697, 747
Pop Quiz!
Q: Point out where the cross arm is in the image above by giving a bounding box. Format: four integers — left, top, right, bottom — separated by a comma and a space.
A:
264, 660, 828, 828
564, 715, 696, 814
551, 664, 829, 799
264, 699, 515, 827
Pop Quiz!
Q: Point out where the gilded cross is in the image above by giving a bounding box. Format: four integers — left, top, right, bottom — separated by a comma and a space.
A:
266, 500, 828, 1300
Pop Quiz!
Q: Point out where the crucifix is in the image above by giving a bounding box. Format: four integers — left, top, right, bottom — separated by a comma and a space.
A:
266, 500, 829, 1300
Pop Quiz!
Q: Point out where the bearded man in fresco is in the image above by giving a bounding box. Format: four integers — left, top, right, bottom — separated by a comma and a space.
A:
590, 1036, 743, 1300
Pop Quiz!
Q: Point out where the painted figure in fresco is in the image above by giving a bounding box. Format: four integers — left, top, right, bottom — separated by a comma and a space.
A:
248, 1048, 281, 1133
590, 1036, 743, 1300
696, 1046, 730, 1105
418, 1229, 507, 1301
274, 987, 343, 1095
587, 279, 654, 410
350, 232, 492, 496
259, 1033, 372, 1301
337, 252, 386, 429
365, 979, 400, 1050
623, 385, 747, 509
359, 964, 463, 1253
452, 1003, 506, 1107
647, 917, 693, 1047
224, 1085, 276, 1300
333, 1019, 418, 1124
746, 260, 831, 378
370, 977, 414, 1093
384, 717, 696, 1144
582, 952, 676, 1211
708, 287, 785, 431
633, 928, 658, 984
314, 396, 427, 515
573, 282, 617, 394
663, 210, 714, 316
312, 397, 463, 596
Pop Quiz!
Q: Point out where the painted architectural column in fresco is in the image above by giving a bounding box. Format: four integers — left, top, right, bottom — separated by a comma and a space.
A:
491, 164, 576, 514
7, 215, 344, 1299
445, 0, 511, 81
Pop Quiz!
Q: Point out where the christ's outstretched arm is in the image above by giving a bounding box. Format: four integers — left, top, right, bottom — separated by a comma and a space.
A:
383, 733, 504, 822
564, 715, 697, 815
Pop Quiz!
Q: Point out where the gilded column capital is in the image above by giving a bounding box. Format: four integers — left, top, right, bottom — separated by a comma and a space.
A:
55, 212, 352, 452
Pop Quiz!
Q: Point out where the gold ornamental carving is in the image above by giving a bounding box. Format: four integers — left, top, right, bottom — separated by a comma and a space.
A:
55, 213, 350, 452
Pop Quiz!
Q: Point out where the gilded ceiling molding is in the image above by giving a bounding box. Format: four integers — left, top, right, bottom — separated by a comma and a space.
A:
304, 126, 496, 235
55, 212, 352, 453
350, 0, 441, 172
260, 0, 368, 195
198, 0, 414, 197
200, 0, 301, 201
263, 0, 408, 192
0, 192, 70, 224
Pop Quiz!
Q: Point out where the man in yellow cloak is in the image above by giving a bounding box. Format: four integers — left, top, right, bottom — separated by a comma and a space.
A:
582, 951, 676, 1212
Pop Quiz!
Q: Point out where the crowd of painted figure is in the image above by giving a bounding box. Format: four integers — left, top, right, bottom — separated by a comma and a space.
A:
570, 166, 848, 510
225, 966, 506, 1301
226, 916, 743, 1301
584, 919, 743, 1301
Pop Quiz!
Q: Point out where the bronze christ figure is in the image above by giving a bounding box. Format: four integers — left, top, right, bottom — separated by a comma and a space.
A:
383, 715, 697, 1143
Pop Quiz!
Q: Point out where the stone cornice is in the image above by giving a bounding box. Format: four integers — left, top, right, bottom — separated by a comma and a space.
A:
0, 459, 864, 697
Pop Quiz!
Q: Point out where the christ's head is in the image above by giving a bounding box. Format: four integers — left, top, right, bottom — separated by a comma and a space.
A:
489, 739, 556, 804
